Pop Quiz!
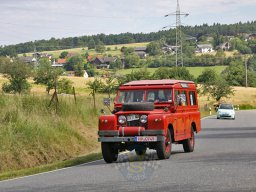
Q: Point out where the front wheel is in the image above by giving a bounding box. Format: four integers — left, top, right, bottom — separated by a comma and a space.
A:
183, 127, 195, 153
135, 148, 146, 156
101, 142, 118, 163
156, 129, 171, 160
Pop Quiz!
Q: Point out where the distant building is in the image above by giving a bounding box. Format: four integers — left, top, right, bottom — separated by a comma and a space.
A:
52, 59, 67, 67
161, 44, 176, 54
248, 33, 256, 40
32, 52, 52, 59
217, 42, 230, 51
19, 56, 37, 64
90, 56, 116, 69
196, 44, 214, 53
134, 47, 147, 58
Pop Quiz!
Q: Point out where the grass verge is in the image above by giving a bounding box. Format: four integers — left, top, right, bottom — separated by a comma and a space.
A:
0, 152, 102, 181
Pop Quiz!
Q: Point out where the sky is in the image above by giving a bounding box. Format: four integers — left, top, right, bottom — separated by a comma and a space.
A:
0, 0, 255, 46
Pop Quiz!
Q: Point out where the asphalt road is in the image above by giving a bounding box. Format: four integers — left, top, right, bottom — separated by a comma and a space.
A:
1, 110, 256, 192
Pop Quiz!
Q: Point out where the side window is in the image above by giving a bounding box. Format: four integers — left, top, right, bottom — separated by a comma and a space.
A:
174, 90, 180, 104
180, 91, 188, 106
146, 91, 156, 102
189, 91, 197, 106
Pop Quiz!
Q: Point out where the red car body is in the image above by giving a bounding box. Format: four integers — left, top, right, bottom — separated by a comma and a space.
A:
98, 79, 201, 163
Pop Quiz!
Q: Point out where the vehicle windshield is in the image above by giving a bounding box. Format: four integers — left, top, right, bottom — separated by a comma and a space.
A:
118, 89, 172, 103
219, 104, 233, 110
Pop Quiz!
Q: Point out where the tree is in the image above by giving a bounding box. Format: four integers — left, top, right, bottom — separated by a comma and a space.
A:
248, 55, 256, 71
34, 58, 63, 94
87, 38, 96, 50
222, 60, 245, 86
215, 49, 226, 58
153, 67, 194, 81
59, 51, 69, 59
0, 57, 12, 73
197, 69, 217, 84
99, 77, 118, 98
66, 55, 84, 76
146, 41, 161, 56
110, 58, 123, 69
1, 59, 32, 94
87, 78, 103, 110
57, 78, 73, 94
124, 54, 140, 68
230, 37, 252, 54
118, 69, 151, 85
207, 77, 234, 102
197, 69, 218, 97
95, 41, 106, 53
120, 47, 134, 56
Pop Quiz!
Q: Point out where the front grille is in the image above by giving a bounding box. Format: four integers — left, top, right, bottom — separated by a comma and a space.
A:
127, 120, 140, 127
118, 114, 148, 128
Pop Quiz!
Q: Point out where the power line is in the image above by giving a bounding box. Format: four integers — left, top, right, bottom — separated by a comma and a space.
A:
165, 0, 189, 67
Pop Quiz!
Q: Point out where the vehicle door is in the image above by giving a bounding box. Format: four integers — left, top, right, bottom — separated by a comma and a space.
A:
174, 90, 185, 137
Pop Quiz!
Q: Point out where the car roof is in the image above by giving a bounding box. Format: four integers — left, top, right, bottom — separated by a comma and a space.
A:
123, 79, 194, 86
220, 103, 233, 106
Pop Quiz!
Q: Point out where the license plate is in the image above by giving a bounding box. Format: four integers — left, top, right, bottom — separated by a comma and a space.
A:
134, 136, 157, 142
127, 114, 139, 121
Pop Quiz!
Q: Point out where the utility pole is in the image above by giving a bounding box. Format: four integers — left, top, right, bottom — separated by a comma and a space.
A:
165, 0, 189, 67
245, 56, 248, 87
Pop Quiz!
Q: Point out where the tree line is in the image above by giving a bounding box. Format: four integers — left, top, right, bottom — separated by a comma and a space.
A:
1, 21, 256, 57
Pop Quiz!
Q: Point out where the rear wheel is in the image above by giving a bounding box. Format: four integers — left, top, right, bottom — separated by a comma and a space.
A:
156, 129, 171, 160
183, 127, 195, 153
101, 142, 118, 163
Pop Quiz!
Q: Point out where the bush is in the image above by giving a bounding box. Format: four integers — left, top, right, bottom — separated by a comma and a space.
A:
2, 80, 31, 94
86, 68, 96, 77
57, 78, 73, 94
238, 104, 256, 110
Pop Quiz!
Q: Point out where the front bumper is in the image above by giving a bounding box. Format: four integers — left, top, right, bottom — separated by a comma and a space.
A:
98, 130, 165, 142
217, 113, 235, 119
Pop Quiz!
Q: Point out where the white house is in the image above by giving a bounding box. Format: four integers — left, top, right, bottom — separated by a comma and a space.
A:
196, 44, 214, 53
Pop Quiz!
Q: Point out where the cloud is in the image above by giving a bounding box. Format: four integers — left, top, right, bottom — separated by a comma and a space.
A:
0, 0, 255, 45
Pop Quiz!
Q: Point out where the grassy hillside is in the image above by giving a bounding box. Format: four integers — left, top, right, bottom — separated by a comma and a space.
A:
0, 93, 104, 173
21, 42, 149, 58
116, 66, 227, 78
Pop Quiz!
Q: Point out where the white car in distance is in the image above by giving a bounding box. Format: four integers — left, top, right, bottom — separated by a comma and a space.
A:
217, 103, 235, 120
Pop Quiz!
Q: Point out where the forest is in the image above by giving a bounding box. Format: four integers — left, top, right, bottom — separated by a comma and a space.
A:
0, 21, 256, 57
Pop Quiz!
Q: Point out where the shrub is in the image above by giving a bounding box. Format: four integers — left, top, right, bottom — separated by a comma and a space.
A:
57, 78, 73, 94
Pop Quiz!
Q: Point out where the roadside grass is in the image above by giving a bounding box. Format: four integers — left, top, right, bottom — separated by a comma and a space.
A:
0, 93, 106, 174
0, 152, 102, 181
0, 73, 256, 180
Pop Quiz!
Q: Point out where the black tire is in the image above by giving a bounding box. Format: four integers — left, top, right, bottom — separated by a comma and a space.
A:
135, 148, 146, 156
122, 102, 154, 111
101, 142, 118, 163
183, 127, 195, 153
156, 129, 171, 160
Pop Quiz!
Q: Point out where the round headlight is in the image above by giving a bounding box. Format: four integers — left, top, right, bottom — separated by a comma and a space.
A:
140, 115, 148, 123
118, 115, 126, 124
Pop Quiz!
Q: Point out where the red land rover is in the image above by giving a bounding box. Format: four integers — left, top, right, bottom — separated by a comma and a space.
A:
98, 79, 201, 163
